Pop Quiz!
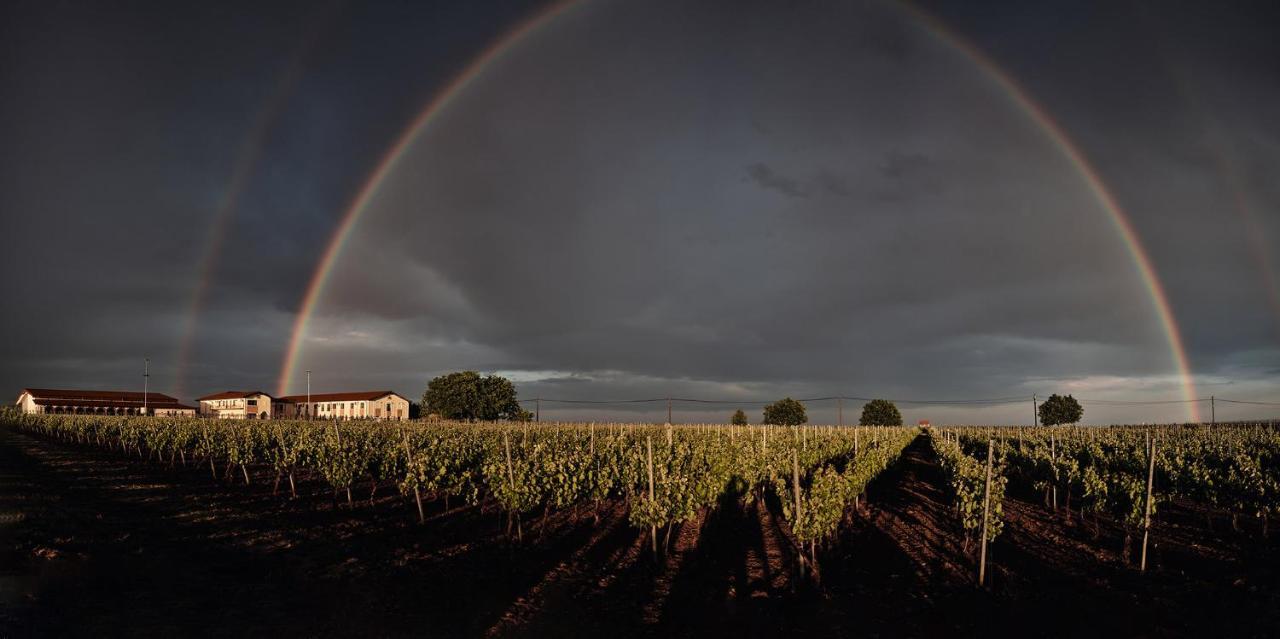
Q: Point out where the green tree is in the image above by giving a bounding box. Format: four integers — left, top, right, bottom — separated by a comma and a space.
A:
1038, 394, 1083, 426
762, 397, 807, 426
859, 399, 903, 426
423, 371, 523, 421
730, 409, 749, 426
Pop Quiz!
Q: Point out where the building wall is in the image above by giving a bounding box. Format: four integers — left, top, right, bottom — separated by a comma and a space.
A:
293, 393, 410, 421
17, 392, 39, 414
273, 401, 296, 419
18, 390, 193, 416
245, 393, 272, 419
200, 393, 278, 419
202, 397, 246, 419
153, 407, 196, 417
201, 397, 242, 418
378, 394, 410, 420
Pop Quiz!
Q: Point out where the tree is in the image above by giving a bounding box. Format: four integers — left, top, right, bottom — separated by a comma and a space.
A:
762, 397, 807, 426
859, 399, 902, 426
1038, 394, 1083, 426
422, 371, 523, 421
730, 409, 749, 426
408, 401, 422, 420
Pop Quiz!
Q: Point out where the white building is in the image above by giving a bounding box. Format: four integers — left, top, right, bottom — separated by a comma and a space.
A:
279, 390, 410, 421
196, 390, 281, 419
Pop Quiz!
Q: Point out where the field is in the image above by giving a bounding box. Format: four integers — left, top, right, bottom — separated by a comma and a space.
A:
2, 413, 1278, 637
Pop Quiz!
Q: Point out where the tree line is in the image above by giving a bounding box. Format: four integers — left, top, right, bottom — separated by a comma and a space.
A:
419, 370, 1088, 426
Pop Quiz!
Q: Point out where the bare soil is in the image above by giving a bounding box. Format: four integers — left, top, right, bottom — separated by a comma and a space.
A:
1, 429, 1275, 638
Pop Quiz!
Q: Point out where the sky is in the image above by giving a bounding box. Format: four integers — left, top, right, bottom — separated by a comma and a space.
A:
2, 0, 1277, 425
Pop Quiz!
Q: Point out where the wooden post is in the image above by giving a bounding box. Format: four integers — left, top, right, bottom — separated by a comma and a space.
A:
504, 432, 515, 488
403, 430, 424, 524
1050, 434, 1058, 511
1141, 435, 1157, 572
793, 449, 804, 578
647, 436, 657, 556
978, 438, 994, 586
504, 432, 520, 543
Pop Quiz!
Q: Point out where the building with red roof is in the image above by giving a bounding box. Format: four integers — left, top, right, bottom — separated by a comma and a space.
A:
16, 388, 196, 416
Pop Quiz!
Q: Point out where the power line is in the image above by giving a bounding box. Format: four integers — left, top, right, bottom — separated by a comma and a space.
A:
1217, 398, 1280, 406
1074, 398, 1206, 406
516, 393, 1279, 409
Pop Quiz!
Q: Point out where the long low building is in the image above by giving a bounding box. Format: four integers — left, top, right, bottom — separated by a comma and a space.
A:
15, 388, 196, 416
279, 391, 410, 421
15, 387, 412, 421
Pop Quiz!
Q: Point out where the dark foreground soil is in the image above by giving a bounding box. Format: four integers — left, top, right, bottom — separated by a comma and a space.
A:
1, 428, 1276, 638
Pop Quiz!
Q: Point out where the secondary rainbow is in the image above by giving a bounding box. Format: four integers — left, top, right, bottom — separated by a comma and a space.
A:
278, 1, 1201, 421
275, 0, 583, 396
175, 4, 340, 398
901, 4, 1199, 421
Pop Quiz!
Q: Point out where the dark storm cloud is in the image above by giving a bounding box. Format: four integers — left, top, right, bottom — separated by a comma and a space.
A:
878, 152, 932, 180
0, 0, 547, 396
914, 0, 1280, 363
3, 0, 1277, 423
744, 163, 808, 198
303, 0, 1279, 423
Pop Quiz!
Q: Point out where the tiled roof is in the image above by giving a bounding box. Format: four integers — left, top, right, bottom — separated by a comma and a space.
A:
21, 388, 182, 404
195, 391, 272, 401
278, 391, 402, 403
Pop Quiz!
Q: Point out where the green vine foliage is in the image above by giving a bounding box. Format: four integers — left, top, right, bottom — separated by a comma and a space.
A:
930, 431, 1007, 544
5, 411, 1278, 546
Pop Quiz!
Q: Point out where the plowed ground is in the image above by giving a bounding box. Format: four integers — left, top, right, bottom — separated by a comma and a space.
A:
2, 430, 1276, 637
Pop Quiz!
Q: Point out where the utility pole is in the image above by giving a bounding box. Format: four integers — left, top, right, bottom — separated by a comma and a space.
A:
306, 370, 312, 420
1032, 394, 1038, 426
666, 397, 672, 425
535, 398, 541, 423
1211, 395, 1215, 426
143, 358, 150, 416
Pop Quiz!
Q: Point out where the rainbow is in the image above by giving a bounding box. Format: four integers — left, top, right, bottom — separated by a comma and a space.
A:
172, 102, 281, 399
174, 4, 340, 399
275, 0, 583, 396
274, 1, 1201, 421
899, 4, 1200, 422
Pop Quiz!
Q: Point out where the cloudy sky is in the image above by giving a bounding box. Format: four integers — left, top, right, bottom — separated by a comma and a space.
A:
2, 0, 1277, 424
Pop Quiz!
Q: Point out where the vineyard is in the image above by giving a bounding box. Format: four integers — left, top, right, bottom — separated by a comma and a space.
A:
3, 412, 1278, 636
1, 412, 914, 568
